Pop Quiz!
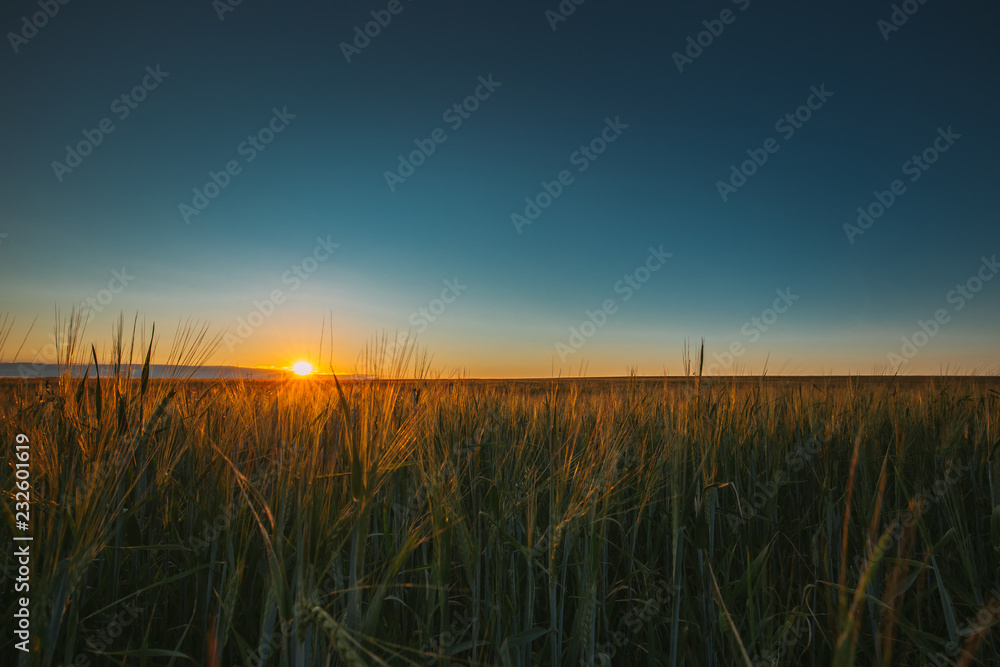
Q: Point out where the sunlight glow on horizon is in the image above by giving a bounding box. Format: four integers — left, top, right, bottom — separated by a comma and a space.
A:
290, 361, 315, 376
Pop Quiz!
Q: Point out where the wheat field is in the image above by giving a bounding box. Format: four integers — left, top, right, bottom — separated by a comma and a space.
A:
1, 325, 999, 666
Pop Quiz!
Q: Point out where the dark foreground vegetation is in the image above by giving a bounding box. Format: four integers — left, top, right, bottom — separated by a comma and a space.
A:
1, 341, 999, 665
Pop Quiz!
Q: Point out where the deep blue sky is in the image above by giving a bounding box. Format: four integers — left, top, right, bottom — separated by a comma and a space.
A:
1, 0, 998, 376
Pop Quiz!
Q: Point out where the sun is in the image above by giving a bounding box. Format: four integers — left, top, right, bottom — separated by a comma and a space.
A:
291, 361, 314, 376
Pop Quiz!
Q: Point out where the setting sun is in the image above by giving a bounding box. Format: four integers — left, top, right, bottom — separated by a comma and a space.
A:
291, 361, 314, 376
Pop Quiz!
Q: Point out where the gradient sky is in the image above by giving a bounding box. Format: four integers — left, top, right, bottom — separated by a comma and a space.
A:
1, 0, 998, 377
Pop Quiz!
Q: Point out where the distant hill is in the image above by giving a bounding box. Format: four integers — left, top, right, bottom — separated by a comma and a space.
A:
0, 364, 287, 379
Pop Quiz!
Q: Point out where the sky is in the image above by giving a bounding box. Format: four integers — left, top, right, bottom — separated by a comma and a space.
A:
1, 0, 998, 378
